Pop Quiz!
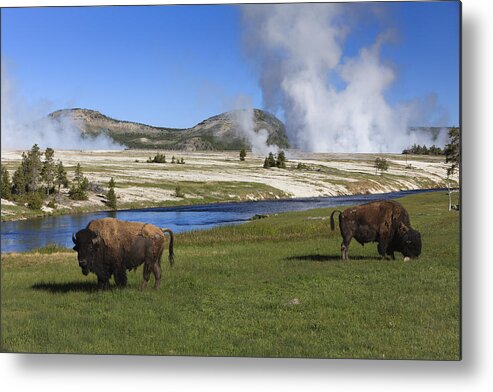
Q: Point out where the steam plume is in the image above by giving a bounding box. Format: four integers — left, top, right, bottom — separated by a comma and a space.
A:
229, 95, 279, 155
1, 63, 123, 151
241, 4, 449, 153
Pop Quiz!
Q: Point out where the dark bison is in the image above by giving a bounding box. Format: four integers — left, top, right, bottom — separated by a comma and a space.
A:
72, 218, 174, 290
330, 200, 421, 261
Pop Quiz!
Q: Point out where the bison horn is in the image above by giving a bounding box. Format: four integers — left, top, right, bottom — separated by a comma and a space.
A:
72, 233, 77, 244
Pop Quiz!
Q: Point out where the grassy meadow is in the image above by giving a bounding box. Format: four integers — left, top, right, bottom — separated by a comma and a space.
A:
0, 191, 460, 359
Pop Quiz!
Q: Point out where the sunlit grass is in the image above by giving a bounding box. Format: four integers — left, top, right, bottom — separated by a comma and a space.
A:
1, 191, 460, 359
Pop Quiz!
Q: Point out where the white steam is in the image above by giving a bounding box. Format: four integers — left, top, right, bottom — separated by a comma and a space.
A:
242, 4, 449, 153
229, 95, 279, 155
1, 64, 123, 151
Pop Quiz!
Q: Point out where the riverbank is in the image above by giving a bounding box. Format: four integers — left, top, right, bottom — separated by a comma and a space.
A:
2, 189, 444, 253
1, 149, 459, 222
1, 191, 460, 359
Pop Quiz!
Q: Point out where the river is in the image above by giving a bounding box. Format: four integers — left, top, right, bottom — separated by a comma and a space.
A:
1, 189, 441, 253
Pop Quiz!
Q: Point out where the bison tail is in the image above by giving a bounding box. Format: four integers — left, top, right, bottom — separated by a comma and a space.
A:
330, 210, 342, 231
161, 228, 175, 267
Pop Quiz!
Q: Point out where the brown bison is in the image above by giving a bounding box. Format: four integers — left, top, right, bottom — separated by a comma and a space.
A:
72, 218, 174, 290
330, 200, 421, 261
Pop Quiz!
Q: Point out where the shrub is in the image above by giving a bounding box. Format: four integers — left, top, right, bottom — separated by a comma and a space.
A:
26, 192, 44, 210
147, 153, 166, 163
175, 186, 185, 198
69, 185, 88, 200
374, 157, 389, 175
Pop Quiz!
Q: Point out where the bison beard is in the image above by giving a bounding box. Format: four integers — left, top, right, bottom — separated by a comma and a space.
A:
330, 200, 421, 261
72, 218, 174, 290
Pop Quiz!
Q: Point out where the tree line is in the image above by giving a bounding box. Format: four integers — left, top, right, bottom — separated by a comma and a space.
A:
146, 153, 186, 164
402, 144, 444, 155
1, 144, 117, 211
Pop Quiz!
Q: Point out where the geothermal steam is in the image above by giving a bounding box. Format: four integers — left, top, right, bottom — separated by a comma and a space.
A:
1, 65, 122, 151
229, 95, 279, 155
241, 4, 449, 153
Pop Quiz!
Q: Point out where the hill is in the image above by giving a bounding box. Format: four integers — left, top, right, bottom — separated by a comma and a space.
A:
49, 108, 289, 151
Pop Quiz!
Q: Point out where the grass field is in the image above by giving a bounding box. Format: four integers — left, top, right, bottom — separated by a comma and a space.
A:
0, 191, 460, 359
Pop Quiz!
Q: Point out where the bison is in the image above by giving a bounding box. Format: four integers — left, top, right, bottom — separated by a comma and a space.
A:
330, 200, 421, 261
72, 218, 174, 290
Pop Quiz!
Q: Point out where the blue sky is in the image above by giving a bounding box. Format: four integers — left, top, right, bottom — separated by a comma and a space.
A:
1, 2, 459, 129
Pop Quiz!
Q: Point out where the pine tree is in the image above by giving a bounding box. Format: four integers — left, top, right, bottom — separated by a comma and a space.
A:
69, 163, 88, 200
106, 177, 117, 210
23, 144, 43, 193
26, 192, 43, 210
445, 127, 460, 177
12, 166, 27, 196
276, 151, 286, 168
267, 152, 276, 167
74, 163, 84, 188
1, 165, 11, 200
263, 158, 270, 169
41, 147, 56, 195
81, 177, 89, 191
239, 149, 246, 161
444, 127, 460, 211
55, 161, 69, 192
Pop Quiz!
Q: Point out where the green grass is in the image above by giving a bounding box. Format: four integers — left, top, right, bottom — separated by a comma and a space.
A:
0, 191, 460, 359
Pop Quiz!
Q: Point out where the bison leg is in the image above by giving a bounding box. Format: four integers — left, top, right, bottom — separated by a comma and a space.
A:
377, 238, 390, 259
340, 243, 347, 260
386, 250, 396, 260
340, 236, 352, 261
97, 276, 110, 290
152, 263, 162, 290
140, 263, 152, 291
114, 268, 128, 288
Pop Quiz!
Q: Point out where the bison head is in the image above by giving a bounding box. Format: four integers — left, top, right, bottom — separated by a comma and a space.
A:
397, 224, 422, 258
72, 229, 100, 275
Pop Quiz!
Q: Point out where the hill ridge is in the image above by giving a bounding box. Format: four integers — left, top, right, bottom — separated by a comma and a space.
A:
49, 108, 289, 151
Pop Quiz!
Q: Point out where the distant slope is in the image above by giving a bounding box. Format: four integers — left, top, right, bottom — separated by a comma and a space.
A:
49, 108, 289, 151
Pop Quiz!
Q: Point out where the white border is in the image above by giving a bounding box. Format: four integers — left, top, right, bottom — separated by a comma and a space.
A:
2, 0, 492, 391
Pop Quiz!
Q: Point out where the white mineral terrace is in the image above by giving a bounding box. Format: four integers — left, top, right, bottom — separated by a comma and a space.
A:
1, 150, 459, 202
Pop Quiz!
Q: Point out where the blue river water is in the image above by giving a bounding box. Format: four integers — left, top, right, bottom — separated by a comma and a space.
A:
1, 189, 442, 253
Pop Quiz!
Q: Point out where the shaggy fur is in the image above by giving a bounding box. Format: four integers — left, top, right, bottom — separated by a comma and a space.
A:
73, 218, 174, 290
330, 200, 421, 260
